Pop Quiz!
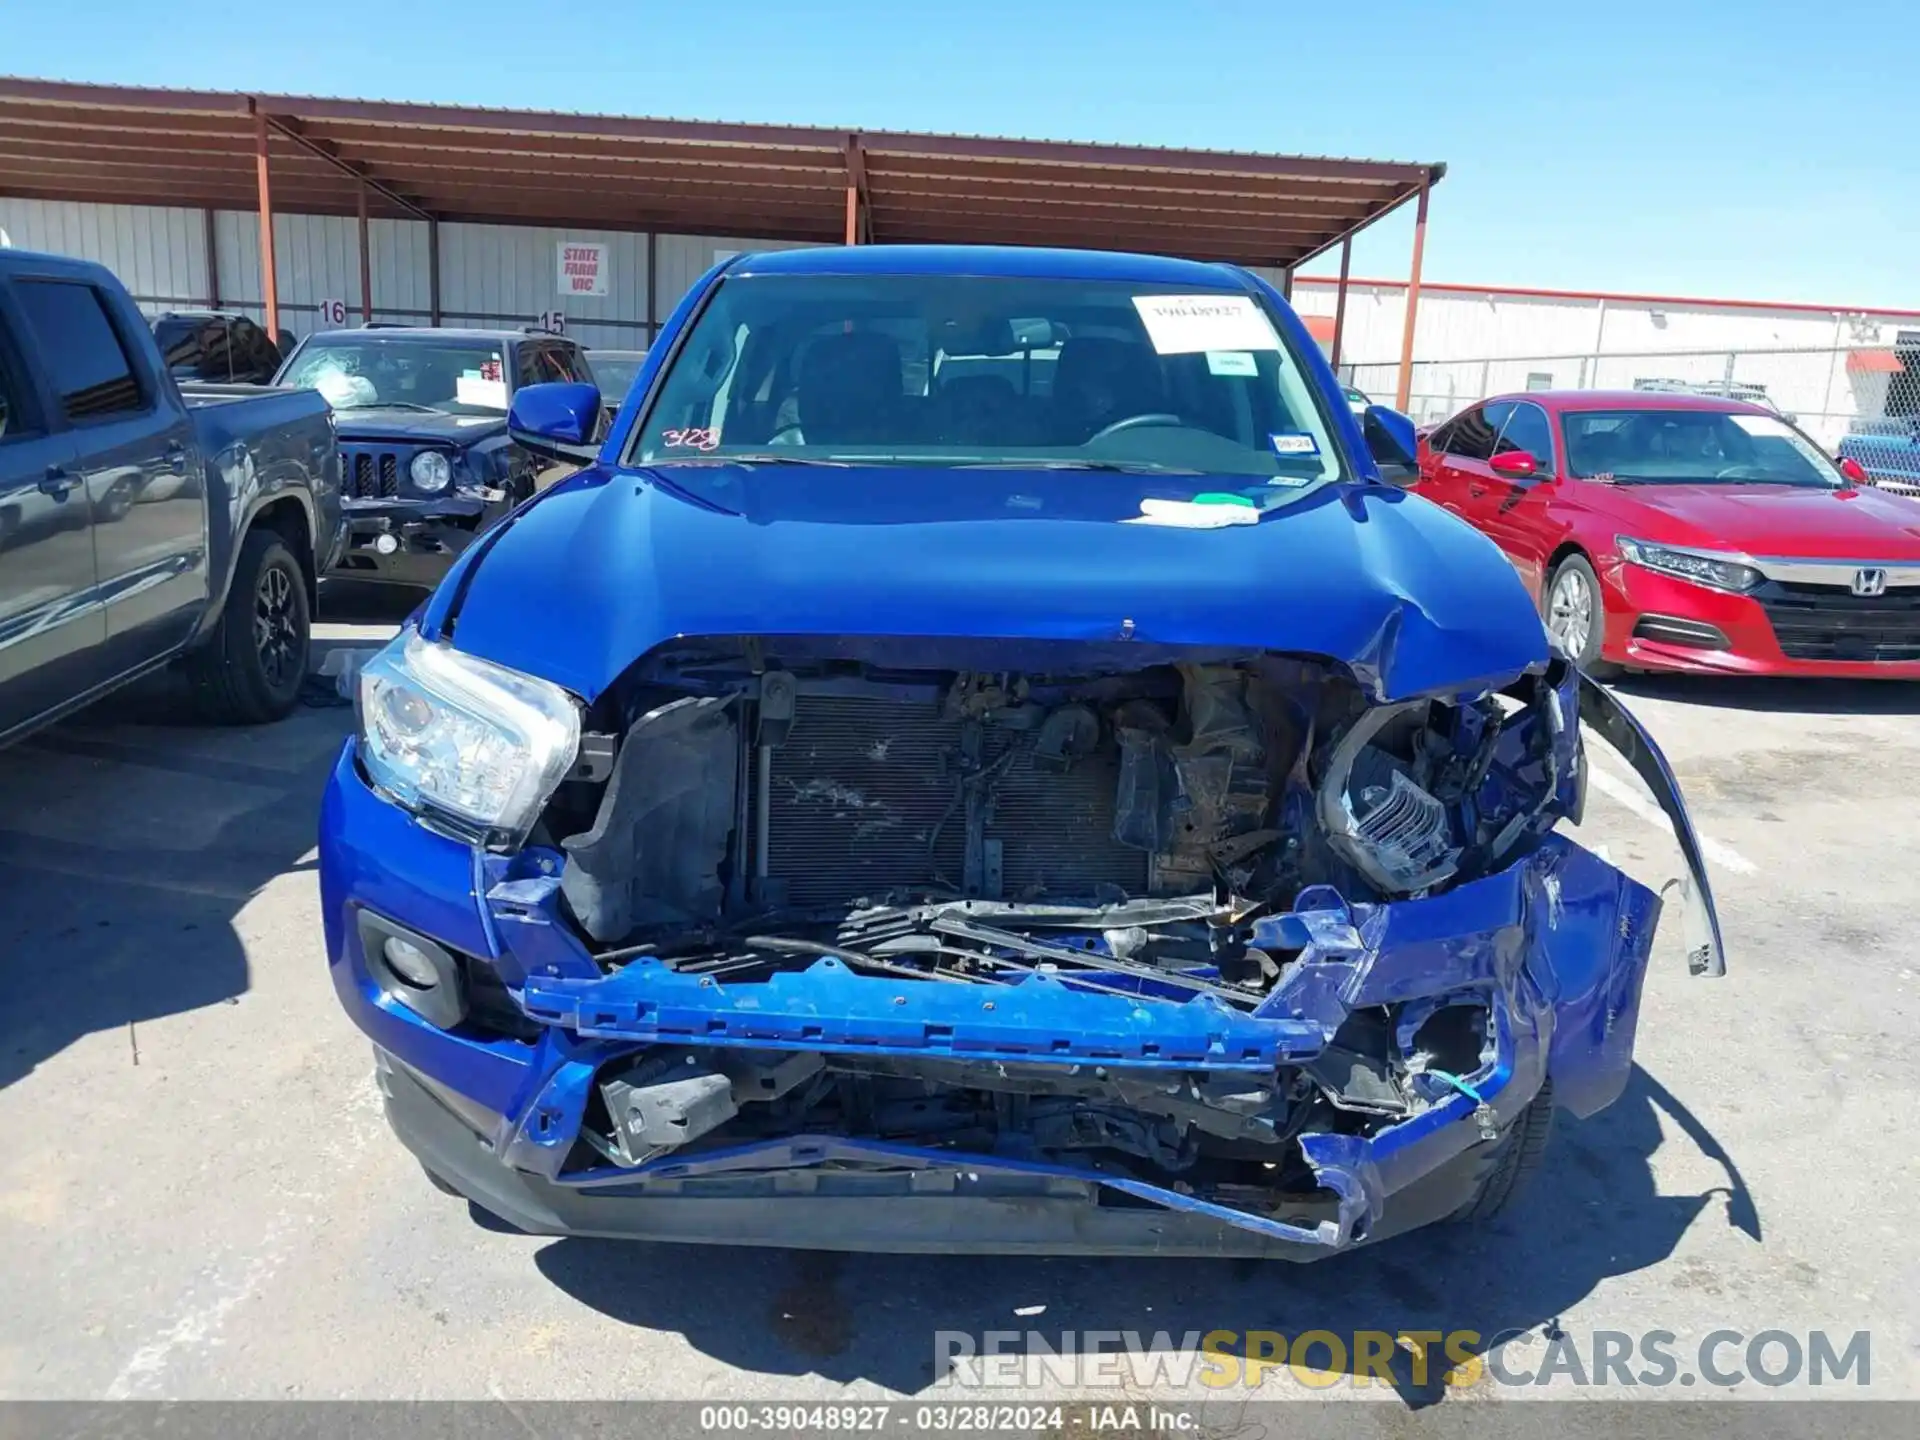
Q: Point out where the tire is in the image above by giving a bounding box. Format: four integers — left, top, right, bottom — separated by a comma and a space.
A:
1450, 1080, 1555, 1224
185, 527, 311, 725
1543, 553, 1619, 679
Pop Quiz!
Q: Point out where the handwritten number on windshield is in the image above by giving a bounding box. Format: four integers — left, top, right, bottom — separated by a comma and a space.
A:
663, 427, 721, 452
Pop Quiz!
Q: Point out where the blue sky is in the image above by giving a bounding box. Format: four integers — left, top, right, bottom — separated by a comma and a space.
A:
8, 0, 1914, 306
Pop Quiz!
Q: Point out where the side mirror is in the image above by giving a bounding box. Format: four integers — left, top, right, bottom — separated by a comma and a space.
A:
1361, 404, 1420, 485
1838, 456, 1868, 486
508, 381, 603, 464
1489, 449, 1539, 479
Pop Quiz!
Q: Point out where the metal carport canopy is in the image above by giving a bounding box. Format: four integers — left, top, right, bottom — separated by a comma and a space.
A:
0, 77, 1445, 400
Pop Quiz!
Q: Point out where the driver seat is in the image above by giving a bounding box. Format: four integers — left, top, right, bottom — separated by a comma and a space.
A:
1050, 338, 1166, 443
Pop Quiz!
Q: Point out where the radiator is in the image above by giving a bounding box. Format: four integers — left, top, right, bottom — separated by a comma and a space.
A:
759, 694, 1149, 908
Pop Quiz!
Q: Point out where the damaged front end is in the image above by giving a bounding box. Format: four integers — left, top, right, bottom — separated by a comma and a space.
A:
327, 631, 1722, 1257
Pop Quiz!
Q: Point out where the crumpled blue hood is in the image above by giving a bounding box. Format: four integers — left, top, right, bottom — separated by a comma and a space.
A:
427, 463, 1550, 702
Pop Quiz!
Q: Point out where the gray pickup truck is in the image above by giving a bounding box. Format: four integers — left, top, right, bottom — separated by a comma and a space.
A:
0, 248, 344, 746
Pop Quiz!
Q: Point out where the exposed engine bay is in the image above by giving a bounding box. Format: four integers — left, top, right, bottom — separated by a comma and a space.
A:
544, 645, 1575, 938
483, 641, 1605, 1228
494, 639, 1590, 1218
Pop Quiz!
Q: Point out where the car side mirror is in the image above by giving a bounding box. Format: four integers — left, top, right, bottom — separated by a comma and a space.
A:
1361, 404, 1419, 485
1489, 450, 1540, 479
1838, 456, 1868, 486
508, 381, 603, 464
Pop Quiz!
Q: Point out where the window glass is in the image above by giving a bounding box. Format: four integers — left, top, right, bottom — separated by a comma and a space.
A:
1562, 409, 1842, 488
1444, 402, 1511, 461
1494, 402, 1555, 472
0, 321, 38, 441
633, 273, 1344, 503
281, 339, 509, 413
231, 319, 278, 380
17, 281, 146, 419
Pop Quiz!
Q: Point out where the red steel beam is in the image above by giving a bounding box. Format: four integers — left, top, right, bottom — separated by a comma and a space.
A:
1329, 235, 1352, 372
254, 109, 279, 339
357, 177, 373, 323
264, 114, 434, 220
1394, 181, 1430, 411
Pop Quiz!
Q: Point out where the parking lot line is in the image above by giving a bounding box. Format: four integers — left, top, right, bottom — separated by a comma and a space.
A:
1584, 762, 1759, 877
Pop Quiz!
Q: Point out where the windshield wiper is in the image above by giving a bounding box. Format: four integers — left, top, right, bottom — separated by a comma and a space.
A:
954, 459, 1205, 475
657, 453, 860, 467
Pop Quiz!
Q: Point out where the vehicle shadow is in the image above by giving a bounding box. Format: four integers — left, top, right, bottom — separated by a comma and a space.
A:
0, 647, 366, 1094
532, 1065, 1755, 1407
1611, 672, 1920, 716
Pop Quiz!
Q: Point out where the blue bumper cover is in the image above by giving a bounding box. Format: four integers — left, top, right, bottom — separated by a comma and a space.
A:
322, 742, 1660, 1257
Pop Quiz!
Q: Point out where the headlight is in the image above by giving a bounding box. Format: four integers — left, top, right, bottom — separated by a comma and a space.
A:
357, 629, 579, 847
409, 450, 452, 493
1616, 537, 1760, 593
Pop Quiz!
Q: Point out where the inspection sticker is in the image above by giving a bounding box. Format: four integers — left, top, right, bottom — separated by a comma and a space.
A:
1205, 350, 1260, 377
1132, 295, 1281, 355
1269, 432, 1320, 457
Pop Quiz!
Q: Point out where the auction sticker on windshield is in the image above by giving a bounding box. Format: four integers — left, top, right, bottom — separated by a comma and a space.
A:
1132, 295, 1280, 354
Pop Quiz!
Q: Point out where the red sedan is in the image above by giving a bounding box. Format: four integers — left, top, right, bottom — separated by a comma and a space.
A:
1412, 391, 1920, 678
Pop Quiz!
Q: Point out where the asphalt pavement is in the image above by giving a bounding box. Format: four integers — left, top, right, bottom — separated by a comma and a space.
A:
3, 591, 1917, 1405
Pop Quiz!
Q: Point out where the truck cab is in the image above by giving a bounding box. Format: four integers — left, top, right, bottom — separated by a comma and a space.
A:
0, 248, 342, 745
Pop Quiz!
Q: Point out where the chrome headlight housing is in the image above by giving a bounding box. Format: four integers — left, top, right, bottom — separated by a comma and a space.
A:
409, 450, 452, 493
1616, 537, 1760, 593
357, 629, 579, 848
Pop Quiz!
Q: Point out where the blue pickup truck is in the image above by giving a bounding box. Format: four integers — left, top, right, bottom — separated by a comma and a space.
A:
1838, 418, 1920, 496
0, 248, 343, 745
321, 245, 1723, 1259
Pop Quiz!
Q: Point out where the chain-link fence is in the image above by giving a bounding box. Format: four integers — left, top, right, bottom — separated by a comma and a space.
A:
1344, 344, 1918, 451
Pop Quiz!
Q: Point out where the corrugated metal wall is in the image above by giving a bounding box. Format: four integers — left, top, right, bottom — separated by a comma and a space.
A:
215, 211, 433, 332
0, 197, 820, 346
0, 197, 209, 310
439, 222, 649, 345
652, 233, 822, 325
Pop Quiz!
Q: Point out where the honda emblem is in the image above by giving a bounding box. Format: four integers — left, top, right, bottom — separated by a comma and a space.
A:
1852, 567, 1889, 597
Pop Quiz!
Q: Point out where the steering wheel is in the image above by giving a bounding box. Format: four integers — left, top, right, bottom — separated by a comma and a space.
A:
1087, 412, 1185, 442
1713, 463, 1765, 480
767, 424, 805, 447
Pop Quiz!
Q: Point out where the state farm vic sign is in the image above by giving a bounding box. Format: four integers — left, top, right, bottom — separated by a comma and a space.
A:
557, 241, 609, 298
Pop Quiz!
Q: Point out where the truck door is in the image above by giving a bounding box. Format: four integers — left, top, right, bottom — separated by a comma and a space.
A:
12, 277, 205, 677
0, 296, 101, 741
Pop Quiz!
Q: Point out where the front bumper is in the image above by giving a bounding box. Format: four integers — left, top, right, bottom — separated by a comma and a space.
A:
322, 739, 1665, 1258
1599, 558, 1920, 678
330, 496, 495, 587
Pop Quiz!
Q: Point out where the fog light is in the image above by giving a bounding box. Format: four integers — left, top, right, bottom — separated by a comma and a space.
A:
374, 533, 400, 555
356, 910, 467, 1028
382, 936, 441, 989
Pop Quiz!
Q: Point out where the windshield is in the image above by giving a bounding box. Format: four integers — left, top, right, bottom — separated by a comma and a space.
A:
632, 274, 1342, 495
1563, 409, 1842, 488
590, 351, 647, 400
281, 341, 510, 414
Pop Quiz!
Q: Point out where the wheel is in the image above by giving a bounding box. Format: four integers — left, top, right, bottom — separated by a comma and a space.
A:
1543, 554, 1617, 678
1450, 1080, 1554, 1224
185, 528, 311, 724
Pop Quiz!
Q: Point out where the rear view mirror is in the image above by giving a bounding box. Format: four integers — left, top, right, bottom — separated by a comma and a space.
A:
1489, 450, 1539, 479
1361, 404, 1419, 485
508, 381, 603, 464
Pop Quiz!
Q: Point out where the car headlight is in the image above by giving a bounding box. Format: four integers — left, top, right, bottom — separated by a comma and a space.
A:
1616, 537, 1760, 593
409, 450, 452, 493
357, 629, 579, 847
